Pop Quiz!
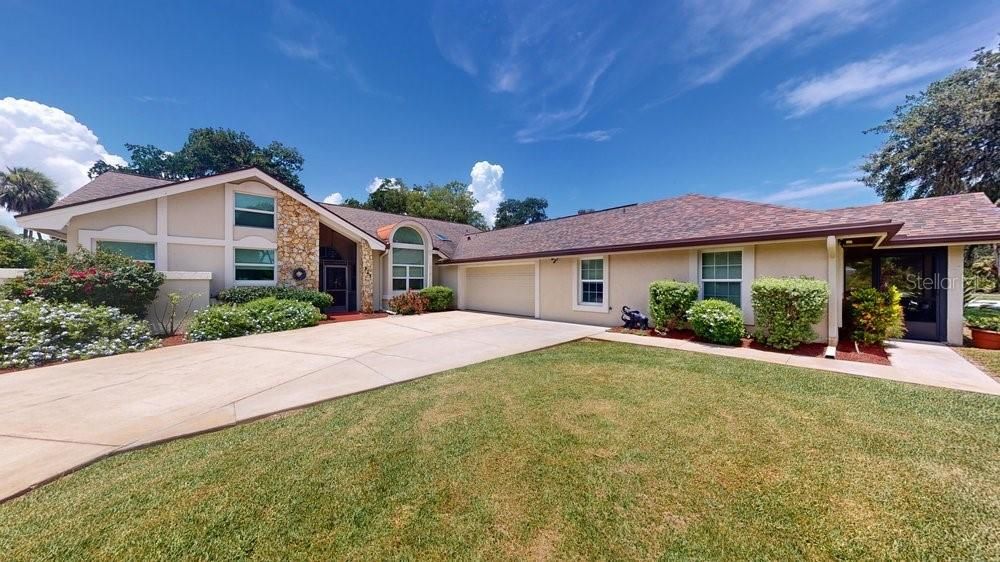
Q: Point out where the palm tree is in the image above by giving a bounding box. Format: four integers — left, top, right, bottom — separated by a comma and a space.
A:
0, 167, 59, 237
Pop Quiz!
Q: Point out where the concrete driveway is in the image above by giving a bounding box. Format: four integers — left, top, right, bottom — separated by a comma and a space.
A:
0, 311, 603, 501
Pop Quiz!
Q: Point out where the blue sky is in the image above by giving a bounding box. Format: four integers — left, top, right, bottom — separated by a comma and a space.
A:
1, 0, 997, 228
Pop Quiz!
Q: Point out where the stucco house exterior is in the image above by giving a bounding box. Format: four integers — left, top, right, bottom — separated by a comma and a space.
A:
16, 167, 1000, 346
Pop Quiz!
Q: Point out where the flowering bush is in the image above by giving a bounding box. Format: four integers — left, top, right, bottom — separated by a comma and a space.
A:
687, 299, 745, 345
420, 286, 454, 312
388, 291, 429, 315
751, 277, 828, 349
849, 286, 905, 345
216, 285, 333, 309
648, 280, 699, 330
3, 249, 163, 317
0, 299, 158, 369
186, 298, 324, 341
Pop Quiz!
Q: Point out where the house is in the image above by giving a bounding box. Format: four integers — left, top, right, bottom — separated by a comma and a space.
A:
16, 167, 1000, 346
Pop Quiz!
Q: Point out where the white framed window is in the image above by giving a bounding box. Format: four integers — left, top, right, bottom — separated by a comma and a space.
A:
701, 250, 742, 307
234, 248, 276, 284
234, 192, 275, 229
96, 240, 155, 265
573, 256, 607, 311
391, 227, 426, 291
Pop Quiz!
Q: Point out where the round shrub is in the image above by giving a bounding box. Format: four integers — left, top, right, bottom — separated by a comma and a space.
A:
420, 286, 454, 312
849, 286, 905, 345
965, 307, 1000, 332
0, 299, 158, 369
3, 249, 163, 317
388, 291, 429, 315
216, 285, 333, 309
649, 280, 699, 330
751, 277, 828, 349
0, 237, 65, 268
186, 298, 324, 341
687, 299, 745, 345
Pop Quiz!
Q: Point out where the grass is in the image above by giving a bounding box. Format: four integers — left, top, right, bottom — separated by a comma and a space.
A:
957, 346, 1000, 381
2, 340, 999, 560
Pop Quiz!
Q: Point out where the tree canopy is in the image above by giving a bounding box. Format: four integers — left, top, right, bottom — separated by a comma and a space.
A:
494, 197, 548, 229
343, 179, 488, 229
89, 128, 307, 193
861, 46, 999, 202
0, 167, 59, 236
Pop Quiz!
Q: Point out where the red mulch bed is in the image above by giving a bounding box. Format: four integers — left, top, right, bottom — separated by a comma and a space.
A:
607, 326, 890, 366
317, 311, 389, 325
159, 334, 189, 347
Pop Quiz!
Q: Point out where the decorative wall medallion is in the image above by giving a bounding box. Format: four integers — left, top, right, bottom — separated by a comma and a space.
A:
293, 267, 308, 281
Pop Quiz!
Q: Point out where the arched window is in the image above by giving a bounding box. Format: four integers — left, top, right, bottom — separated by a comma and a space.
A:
392, 227, 425, 291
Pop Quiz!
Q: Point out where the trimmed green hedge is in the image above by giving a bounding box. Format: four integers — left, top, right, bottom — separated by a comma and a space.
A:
0, 237, 65, 268
0, 299, 158, 368
751, 277, 828, 349
420, 286, 454, 312
849, 287, 905, 345
649, 280, 699, 331
687, 299, 745, 345
216, 285, 333, 310
186, 298, 325, 341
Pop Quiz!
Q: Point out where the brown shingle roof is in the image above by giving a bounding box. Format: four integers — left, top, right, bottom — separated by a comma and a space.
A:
447, 194, 897, 262
49, 171, 173, 209
824, 192, 1000, 245
320, 204, 482, 255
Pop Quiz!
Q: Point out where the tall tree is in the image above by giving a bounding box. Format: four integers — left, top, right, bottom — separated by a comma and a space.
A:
861, 47, 999, 201
89, 128, 307, 193
0, 167, 59, 237
494, 197, 548, 229
358, 179, 488, 229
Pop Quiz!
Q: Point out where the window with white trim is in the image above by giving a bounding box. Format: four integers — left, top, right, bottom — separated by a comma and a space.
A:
701, 250, 742, 306
96, 240, 155, 264
391, 227, 425, 291
234, 193, 275, 229
578, 258, 605, 306
234, 248, 276, 282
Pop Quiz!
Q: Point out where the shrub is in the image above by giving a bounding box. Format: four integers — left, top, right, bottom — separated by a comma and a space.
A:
0, 299, 158, 368
687, 299, 745, 345
420, 286, 454, 312
216, 285, 333, 309
2, 249, 164, 317
0, 237, 65, 268
965, 307, 1000, 332
388, 291, 429, 315
186, 298, 324, 341
648, 280, 699, 330
751, 277, 828, 349
849, 286, 905, 345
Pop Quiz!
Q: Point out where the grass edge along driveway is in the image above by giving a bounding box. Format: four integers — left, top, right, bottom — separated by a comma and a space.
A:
2, 340, 998, 560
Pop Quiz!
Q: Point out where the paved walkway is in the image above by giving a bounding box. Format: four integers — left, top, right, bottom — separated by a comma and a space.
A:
594, 332, 1000, 395
0, 312, 603, 502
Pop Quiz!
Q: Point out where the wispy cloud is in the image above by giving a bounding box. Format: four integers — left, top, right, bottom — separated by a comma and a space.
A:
722, 162, 879, 209
775, 18, 1000, 117
133, 95, 182, 104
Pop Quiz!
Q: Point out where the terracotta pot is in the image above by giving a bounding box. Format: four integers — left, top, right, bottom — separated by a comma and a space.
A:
970, 328, 1000, 350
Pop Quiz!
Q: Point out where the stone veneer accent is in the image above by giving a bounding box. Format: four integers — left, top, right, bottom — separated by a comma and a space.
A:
276, 192, 319, 289
358, 242, 375, 313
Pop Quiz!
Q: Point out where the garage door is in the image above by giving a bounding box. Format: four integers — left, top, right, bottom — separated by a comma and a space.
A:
465, 264, 535, 317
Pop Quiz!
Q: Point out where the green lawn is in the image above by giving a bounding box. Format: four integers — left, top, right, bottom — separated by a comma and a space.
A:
2, 341, 999, 560
957, 346, 1000, 381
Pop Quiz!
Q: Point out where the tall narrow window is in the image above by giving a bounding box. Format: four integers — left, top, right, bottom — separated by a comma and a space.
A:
96, 240, 155, 265
235, 248, 276, 282
391, 227, 425, 291
701, 250, 742, 306
234, 193, 275, 228
578, 258, 605, 306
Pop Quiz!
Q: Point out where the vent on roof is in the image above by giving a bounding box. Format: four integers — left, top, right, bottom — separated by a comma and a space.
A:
435, 233, 450, 242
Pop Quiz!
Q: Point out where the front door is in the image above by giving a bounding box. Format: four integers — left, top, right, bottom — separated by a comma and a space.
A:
324, 265, 349, 312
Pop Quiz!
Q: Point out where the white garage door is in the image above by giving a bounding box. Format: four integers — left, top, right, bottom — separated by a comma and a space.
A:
465, 264, 535, 317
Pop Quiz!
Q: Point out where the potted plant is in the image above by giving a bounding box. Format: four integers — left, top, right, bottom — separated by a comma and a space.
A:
965, 307, 1000, 349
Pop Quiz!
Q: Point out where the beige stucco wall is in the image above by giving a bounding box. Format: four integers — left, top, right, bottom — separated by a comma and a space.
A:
436, 264, 459, 292
67, 200, 157, 251
167, 244, 226, 296
753, 240, 829, 340
168, 185, 225, 239
146, 276, 212, 335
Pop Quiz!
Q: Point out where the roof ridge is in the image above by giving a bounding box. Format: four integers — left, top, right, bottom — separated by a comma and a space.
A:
464, 202, 641, 238
96, 169, 175, 182
677, 192, 838, 217
320, 202, 483, 231
828, 192, 991, 212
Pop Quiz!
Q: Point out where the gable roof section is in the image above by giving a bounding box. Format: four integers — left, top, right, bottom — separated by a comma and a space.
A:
321, 204, 481, 256
824, 192, 1000, 245
48, 171, 173, 210
447, 194, 899, 263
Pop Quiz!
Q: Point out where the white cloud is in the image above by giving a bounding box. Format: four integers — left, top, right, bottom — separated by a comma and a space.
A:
323, 192, 344, 205
0, 97, 125, 230
761, 179, 868, 204
776, 18, 999, 117
366, 177, 402, 193
467, 161, 505, 227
